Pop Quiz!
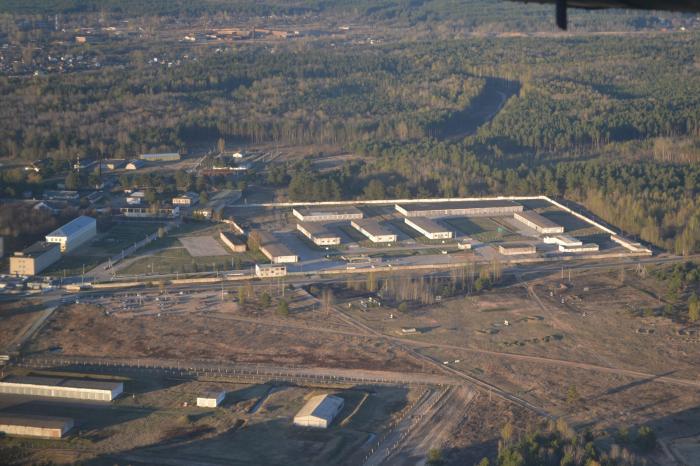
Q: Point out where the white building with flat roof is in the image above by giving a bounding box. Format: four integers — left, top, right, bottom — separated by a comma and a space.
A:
351, 219, 397, 243
543, 234, 582, 247
293, 394, 344, 429
45, 216, 97, 252
404, 217, 453, 240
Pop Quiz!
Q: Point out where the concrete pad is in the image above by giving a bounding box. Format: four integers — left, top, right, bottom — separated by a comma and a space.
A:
179, 236, 229, 257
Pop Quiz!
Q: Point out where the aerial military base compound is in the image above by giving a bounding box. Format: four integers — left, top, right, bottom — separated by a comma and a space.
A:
4, 191, 698, 466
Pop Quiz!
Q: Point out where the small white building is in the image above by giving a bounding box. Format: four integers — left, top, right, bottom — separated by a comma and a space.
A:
543, 234, 582, 247
293, 394, 344, 429
45, 216, 97, 252
196, 390, 226, 408
559, 243, 600, 253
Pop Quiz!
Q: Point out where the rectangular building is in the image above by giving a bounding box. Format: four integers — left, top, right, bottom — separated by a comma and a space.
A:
404, 217, 453, 240
119, 204, 180, 218
196, 390, 226, 408
139, 152, 181, 162
293, 394, 344, 429
257, 231, 298, 264
45, 216, 97, 252
292, 206, 363, 223
0, 415, 74, 439
351, 219, 397, 243
9, 242, 61, 276
395, 200, 523, 218
255, 263, 287, 278
498, 243, 537, 256
220, 231, 247, 252
513, 211, 564, 234
172, 192, 200, 206
559, 243, 600, 253
0, 376, 123, 402
297, 223, 341, 246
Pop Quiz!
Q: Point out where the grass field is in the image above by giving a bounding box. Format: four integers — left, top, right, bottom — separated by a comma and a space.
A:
118, 245, 266, 276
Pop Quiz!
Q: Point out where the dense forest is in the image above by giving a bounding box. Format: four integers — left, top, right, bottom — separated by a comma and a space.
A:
0, 2, 699, 254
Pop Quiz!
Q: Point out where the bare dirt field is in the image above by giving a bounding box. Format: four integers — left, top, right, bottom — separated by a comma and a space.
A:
0, 299, 47, 350
27, 290, 429, 373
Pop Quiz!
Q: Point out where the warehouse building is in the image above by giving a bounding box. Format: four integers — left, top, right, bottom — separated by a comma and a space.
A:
255, 263, 287, 278
45, 216, 97, 252
220, 231, 247, 252
258, 231, 298, 264
498, 243, 537, 256
0, 414, 74, 439
297, 223, 341, 246
0, 375, 124, 402
139, 152, 181, 162
293, 394, 344, 429
404, 217, 453, 240
197, 390, 226, 408
172, 192, 200, 206
543, 234, 582, 247
395, 200, 523, 218
513, 211, 564, 234
292, 206, 363, 223
351, 219, 397, 243
10, 242, 61, 276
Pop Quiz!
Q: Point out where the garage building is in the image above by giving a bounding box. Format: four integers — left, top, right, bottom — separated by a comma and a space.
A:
404, 217, 453, 240
45, 216, 97, 252
351, 219, 397, 243
0, 375, 124, 402
9, 242, 61, 276
297, 223, 341, 246
292, 206, 363, 222
543, 234, 582, 247
293, 394, 344, 429
395, 200, 523, 218
0, 414, 74, 439
513, 211, 564, 234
